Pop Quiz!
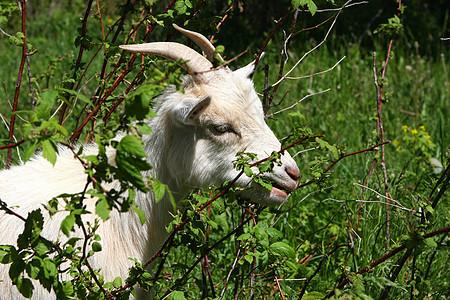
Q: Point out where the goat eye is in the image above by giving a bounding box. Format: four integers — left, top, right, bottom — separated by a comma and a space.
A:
214, 124, 232, 134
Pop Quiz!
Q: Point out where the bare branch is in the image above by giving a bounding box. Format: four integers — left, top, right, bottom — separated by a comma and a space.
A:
218, 249, 241, 300
323, 198, 415, 212
285, 56, 346, 80
269, 0, 351, 89
353, 183, 413, 211
267, 88, 331, 117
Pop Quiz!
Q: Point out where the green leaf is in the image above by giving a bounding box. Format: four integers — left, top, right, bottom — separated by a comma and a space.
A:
17, 210, 44, 249
269, 242, 296, 258
316, 137, 339, 159
26, 258, 42, 279
92, 242, 102, 252
60, 213, 76, 237
291, 0, 302, 9
8, 32, 25, 47
17, 277, 34, 299
96, 197, 111, 221
423, 238, 437, 248
125, 84, 160, 121
169, 290, 186, 300
267, 227, 283, 240
153, 179, 166, 202
41, 139, 58, 165
23, 141, 39, 162
65, 237, 81, 247
35, 90, 58, 120
244, 254, 254, 264
174, 0, 188, 14
132, 207, 146, 225
58, 87, 95, 107
34, 240, 50, 256
237, 233, 252, 241
136, 122, 152, 134
307, 0, 317, 16
0, 245, 18, 264
117, 135, 147, 158
113, 277, 122, 288
43, 258, 58, 278
243, 165, 253, 177
115, 135, 152, 191
9, 259, 26, 283
254, 226, 269, 248
115, 153, 148, 190
302, 291, 325, 299
254, 176, 272, 191
61, 281, 74, 297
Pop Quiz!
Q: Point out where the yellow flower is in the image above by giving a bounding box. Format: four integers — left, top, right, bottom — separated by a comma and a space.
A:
423, 134, 430, 139
394, 140, 400, 146
396, 146, 402, 151
411, 129, 418, 135
419, 125, 425, 131
108, 18, 113, 23
402, 125, 408, 134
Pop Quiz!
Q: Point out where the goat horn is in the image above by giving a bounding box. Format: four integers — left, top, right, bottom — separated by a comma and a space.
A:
119, 42, 213, 74
173, 24, 224, 63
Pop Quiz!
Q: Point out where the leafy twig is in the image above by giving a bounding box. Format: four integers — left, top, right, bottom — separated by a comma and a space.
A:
297, 141, 390, 189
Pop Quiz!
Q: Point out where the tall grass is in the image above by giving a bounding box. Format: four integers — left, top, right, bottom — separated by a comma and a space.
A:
0, 1, 448, 299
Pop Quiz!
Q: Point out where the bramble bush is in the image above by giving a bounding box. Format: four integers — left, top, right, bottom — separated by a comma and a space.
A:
0, 0, 448, 299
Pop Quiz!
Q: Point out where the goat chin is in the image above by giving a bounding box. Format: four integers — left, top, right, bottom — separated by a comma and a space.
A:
0, 25, 300, 299
238, 183, 294, 206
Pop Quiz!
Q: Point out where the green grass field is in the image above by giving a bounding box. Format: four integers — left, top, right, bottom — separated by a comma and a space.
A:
0, 1, 448, 299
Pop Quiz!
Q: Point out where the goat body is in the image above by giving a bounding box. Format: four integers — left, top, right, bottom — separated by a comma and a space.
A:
0, 26, 299, 299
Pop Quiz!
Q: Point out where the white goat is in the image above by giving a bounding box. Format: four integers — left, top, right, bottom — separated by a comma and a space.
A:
0, 25, 299, 299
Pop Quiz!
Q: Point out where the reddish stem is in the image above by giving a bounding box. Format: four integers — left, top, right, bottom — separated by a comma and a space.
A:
7, 0, 27, 169
59, 0, 94, 126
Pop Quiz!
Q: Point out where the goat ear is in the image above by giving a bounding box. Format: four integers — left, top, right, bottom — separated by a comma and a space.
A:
172, 95, 211, 125
234, 52, 265, 79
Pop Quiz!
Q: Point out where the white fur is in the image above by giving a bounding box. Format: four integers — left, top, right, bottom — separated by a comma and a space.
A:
0, 61, 299, 299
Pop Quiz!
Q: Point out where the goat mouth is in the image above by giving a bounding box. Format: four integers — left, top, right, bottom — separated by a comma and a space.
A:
271, 182, 292, 198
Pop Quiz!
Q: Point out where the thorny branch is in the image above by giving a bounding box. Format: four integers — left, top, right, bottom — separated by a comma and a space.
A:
7, 0, 27, 169
59, 0, 94, 126
358, 0, 403, 251
373, 51, 391, 247
0, 139, 25, 150
197, 134, 323, 212
69, 0, 180, 143
297, 141, 391, 189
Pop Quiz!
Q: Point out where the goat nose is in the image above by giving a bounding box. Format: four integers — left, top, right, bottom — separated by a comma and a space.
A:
285, 166, 300, 182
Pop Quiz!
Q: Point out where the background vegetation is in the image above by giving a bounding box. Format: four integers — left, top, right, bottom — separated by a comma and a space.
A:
0, 0, 448, 299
